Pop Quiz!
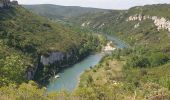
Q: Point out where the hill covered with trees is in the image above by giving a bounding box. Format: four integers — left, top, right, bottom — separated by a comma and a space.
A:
23, 4, 110, 22
69, 4, 170, 99
0, 6, 106, 86
1, 4, 170, 100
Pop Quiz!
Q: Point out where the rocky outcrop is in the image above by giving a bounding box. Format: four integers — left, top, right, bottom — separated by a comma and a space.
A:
0, 1, 3, 7
11, 0, 18, 6
26, 66, 35, 80
0, 0, 10, 8
25, 52, 71, 80
81, 21, 105, 29
0, 0, 18, 8
98, 23, 105, 28
134, 23, 140, 28
40, 52, 70, 66
81, 21, 91, 27
127, 14, 170, 32
103, 41, 116, 52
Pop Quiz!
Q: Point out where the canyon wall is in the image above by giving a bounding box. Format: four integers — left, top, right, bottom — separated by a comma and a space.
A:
40, 52, 70, 66
26, 52, 71, 80
127, 14, 170, 32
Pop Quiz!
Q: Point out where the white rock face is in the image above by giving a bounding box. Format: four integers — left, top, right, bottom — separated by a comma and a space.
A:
25, 52, 71, 80
81, 23, 85, 27
40, 52, 66, 66
98, 23, 105, 28
87, 22, 90, 25
81, 21, 91, 27
103, 41, 116, 52
127, 14, 170, 32
134, 23, 140, 28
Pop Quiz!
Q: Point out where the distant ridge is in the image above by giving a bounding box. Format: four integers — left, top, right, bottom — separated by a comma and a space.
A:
23, 4, 110, 21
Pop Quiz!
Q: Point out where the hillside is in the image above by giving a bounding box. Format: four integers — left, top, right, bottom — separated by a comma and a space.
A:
23, 4, 109, 22
0, 6, 105, 86
1, 4, 170, 100
73, 4, 170, 49
71, 4, 170, 99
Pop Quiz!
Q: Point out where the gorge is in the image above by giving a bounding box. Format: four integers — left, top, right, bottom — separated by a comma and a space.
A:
1, 3, 170, 100
47, 34, 127, 92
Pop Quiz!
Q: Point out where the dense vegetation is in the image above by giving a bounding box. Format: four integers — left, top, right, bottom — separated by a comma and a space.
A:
1, 4, 170, 100
77, 51, 170, 99
23, 4, 109, 22
72, 4, 170, 99
0, 6, 106, 86
1, 53, 169, 100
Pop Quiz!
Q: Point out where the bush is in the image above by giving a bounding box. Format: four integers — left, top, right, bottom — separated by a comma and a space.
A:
104, 66, 111, 70
93, 69, 97, 72
126, 55, 150, 68
87, 75, 93, 85
149, 53, 169, 67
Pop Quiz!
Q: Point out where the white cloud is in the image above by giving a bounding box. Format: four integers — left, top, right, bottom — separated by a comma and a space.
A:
17, 0, 170, 9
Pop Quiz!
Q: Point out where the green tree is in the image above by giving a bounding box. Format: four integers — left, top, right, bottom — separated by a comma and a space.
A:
126, 55, 150, 68
149, 53, 169, 67
0, 54, 26, 86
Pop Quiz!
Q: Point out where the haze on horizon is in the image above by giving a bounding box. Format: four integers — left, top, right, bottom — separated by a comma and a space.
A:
17, 0, 170, 9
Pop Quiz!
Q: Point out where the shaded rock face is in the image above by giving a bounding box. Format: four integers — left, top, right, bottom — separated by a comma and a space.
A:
0, 1, 3, 7
25, 64, 38, 80
2, 0, 11, 8
40, 52, 70, 66
11, 1, 18, 6
0, 0, 18, 8
26, 67, 34, 80
25, 52, 71, 80
127, 14, 170, 32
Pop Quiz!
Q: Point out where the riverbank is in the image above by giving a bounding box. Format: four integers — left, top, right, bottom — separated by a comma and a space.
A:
76, 41, 117, 88
33, 33, 107, 86
102, 41, 116, 52
47, 53, 103, 92
78, 55, 124, 88
47, 34, 127, 92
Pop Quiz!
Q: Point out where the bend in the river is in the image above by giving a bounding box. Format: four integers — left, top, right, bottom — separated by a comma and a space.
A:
47, 34, 127, 92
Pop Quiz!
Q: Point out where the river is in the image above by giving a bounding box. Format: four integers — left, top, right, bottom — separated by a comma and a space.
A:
47, 34, 127, 92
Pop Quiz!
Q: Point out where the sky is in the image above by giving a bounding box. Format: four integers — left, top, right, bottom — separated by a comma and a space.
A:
17, 0, 170, 9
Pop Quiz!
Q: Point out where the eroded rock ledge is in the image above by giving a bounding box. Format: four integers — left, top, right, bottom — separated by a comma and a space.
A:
40, 52, 70, 66
127, 14, 170, 32
25, 52, 72, 80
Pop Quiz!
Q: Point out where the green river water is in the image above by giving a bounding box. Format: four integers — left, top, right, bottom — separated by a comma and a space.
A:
47, 35, 127, 92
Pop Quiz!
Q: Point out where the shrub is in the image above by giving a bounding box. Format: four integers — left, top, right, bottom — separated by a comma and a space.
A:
104, 66, 111, 70
149, 53, 169, 67
126, 55, 150, 68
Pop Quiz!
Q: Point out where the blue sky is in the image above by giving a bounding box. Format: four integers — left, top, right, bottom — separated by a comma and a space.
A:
18, 0, 170, 9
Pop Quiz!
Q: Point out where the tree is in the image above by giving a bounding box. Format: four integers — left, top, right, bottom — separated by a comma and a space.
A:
149, 53, 169, 67
126, 55, 150, 68
0, 54, 26, 85
87, 75, 93, 85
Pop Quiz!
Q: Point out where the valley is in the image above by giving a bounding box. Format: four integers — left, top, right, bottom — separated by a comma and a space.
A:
47, 34, 127, 92
0, 1, 170, 100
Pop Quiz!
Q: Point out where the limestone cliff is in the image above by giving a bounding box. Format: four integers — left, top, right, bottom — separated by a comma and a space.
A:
25, 52, 71, 80
127, 14, 170, 32
0, 0, 18, 8
40, 52, 70, 66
